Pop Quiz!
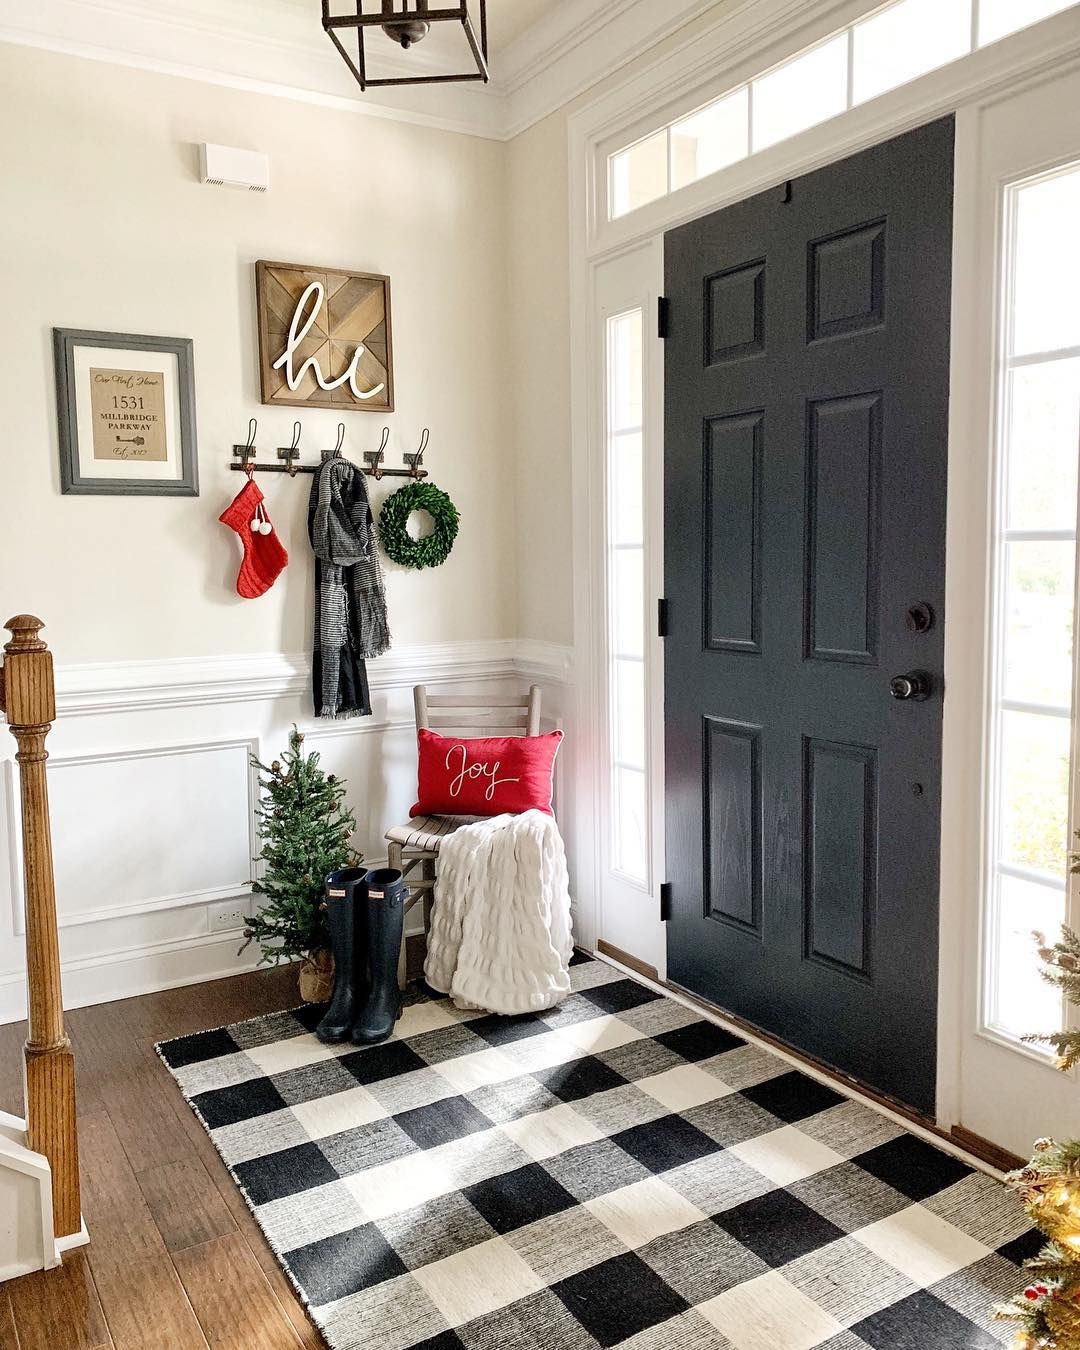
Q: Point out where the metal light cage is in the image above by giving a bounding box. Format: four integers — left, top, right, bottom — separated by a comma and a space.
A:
322, 1, 489, 90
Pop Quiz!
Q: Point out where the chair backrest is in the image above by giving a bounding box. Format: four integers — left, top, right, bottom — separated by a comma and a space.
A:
413, 684, 542, 738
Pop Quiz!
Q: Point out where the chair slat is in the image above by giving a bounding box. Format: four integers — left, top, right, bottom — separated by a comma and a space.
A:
425, 695, 531, 708
428, 710, 529, 725
429, 724, 532, 735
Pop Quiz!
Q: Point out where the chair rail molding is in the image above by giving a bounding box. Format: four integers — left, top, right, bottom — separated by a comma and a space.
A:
53, 639, 525, 716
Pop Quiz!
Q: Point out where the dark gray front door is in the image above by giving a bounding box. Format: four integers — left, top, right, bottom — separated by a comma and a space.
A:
663, 118, 954, 1114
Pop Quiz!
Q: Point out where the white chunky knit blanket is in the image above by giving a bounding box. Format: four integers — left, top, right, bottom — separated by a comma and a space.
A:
422, 810, 574, 1015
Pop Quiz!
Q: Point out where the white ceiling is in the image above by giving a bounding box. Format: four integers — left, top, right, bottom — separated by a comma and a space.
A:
0, 0, 716, 140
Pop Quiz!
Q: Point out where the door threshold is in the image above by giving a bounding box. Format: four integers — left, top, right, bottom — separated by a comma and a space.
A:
588, 946, 1024, 1176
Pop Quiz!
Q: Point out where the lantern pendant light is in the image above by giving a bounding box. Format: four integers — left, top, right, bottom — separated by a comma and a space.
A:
322, 1, 489, 91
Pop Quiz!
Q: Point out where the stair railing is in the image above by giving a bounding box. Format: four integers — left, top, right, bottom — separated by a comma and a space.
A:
0, 615, 81, 1238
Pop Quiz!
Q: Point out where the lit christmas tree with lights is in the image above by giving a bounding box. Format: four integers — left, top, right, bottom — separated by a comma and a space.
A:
996, 926, 1080, 1349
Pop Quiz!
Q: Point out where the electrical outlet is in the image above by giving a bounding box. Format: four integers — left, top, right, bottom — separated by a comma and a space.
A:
207, 898, 250, 934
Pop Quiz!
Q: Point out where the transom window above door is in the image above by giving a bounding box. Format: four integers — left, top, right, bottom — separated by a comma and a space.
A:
608, 0, 1078, 220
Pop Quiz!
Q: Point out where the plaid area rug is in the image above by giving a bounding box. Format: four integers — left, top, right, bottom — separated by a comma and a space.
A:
158, 956, 1034, 1350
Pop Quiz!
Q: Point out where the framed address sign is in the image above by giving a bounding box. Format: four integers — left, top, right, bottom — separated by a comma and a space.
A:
53, 328, 199, 496
255, 260, 394, 413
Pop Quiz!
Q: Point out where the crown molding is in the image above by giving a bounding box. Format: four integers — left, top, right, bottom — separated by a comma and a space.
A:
0, 0, 503, 139
496, 0, 719, 139
0, 0, 726, 142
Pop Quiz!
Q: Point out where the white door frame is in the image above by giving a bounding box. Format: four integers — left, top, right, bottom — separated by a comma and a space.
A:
566, 0, 1080, 1131
940, 67, 1080, 1154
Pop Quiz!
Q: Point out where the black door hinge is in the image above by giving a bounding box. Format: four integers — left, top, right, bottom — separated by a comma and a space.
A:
657, 597, 669, 638
657, 296, 671, 339
660, 882, 673, 922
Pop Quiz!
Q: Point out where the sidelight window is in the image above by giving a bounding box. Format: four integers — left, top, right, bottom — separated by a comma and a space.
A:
607, 0, 1080, 220
984, 162, 1080, 1045
606, 309, 649, 884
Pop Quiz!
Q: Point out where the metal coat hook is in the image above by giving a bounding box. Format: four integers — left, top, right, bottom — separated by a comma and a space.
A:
405, 427, 430, 479
233, 417, 258, 476
277, 420, 303, 477
334, 422, 346, 455
363, 427, 391, 480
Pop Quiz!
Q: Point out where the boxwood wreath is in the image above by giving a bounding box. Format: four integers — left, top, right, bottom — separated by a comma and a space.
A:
378, 480, 459, 570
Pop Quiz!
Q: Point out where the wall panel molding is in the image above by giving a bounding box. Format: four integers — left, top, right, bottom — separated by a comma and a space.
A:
4, 737, 259, 935
0, 638, 576, 1023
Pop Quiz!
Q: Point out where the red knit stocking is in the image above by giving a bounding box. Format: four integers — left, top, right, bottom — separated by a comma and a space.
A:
219, 478, 288, 599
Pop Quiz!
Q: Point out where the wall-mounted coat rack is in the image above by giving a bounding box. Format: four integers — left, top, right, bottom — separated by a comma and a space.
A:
230, 420, 429, 479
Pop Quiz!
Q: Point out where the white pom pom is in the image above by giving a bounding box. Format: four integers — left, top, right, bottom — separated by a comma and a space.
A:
250, 517, 261, 530
259, 520, 273, 536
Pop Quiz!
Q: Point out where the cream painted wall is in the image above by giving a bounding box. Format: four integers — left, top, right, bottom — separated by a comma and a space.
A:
0, 17, 704, 1016
0, 43, 515, 665
506, 111, 574, 647
504, 6, 738, 649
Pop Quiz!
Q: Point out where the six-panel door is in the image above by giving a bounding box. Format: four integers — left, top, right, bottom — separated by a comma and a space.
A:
664, 118, 955, 1114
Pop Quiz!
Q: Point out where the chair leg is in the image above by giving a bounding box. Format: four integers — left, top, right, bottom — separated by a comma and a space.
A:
388, 842, 409, 992
396, 925, 408, 992
423, 855, 436, 938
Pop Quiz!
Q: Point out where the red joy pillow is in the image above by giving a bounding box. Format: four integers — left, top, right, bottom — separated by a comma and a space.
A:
412, 729, 563, 817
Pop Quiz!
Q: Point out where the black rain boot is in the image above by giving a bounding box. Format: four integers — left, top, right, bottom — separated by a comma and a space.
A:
315, 866, 368, 1043
351, 869, 406, 1045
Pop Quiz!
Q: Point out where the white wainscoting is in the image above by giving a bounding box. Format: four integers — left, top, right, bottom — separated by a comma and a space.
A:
0, 640, 573, 1024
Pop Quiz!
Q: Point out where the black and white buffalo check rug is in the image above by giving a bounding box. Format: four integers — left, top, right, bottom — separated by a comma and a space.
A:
158, 955, 1035, 1350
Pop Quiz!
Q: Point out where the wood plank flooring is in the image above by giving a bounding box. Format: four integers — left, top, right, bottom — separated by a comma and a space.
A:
0, 959, 363, 1349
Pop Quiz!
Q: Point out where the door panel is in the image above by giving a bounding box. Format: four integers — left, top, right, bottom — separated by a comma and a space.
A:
806, 392, 881, 663
664, 118, 954, 1114
704, 413, 762, 652
804, 736, 876, 980
703, 716, 762, 934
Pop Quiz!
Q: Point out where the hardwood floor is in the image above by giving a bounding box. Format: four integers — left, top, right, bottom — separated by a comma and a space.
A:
0, 961, 346, 1350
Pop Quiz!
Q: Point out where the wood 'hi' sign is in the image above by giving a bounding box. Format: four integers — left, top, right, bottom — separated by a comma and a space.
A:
255, 260, 394, 412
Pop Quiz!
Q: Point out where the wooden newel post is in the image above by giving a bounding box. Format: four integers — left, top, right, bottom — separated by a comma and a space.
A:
1, 616, 81, 1239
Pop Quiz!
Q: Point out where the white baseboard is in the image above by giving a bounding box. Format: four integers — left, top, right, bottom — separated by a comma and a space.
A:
0, 931, 266, 1025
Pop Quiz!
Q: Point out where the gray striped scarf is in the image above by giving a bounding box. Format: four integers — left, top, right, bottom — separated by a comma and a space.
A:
309, 451, 390, 718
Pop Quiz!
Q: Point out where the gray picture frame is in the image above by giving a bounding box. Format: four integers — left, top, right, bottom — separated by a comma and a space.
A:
53, 328, 199, 496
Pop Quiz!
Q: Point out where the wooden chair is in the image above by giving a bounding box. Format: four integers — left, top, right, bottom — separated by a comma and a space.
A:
386, 684, 542, 988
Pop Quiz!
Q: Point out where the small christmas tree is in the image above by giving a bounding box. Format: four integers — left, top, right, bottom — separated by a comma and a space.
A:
997, 923, 1080, 1349
242, 727, 359, 967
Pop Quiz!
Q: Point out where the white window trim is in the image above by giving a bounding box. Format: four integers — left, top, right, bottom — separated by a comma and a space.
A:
566, 0, 1080, 1096
603, 305, 652, 891
580, 3, 1080, 260
979, 159, 1080, 1063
